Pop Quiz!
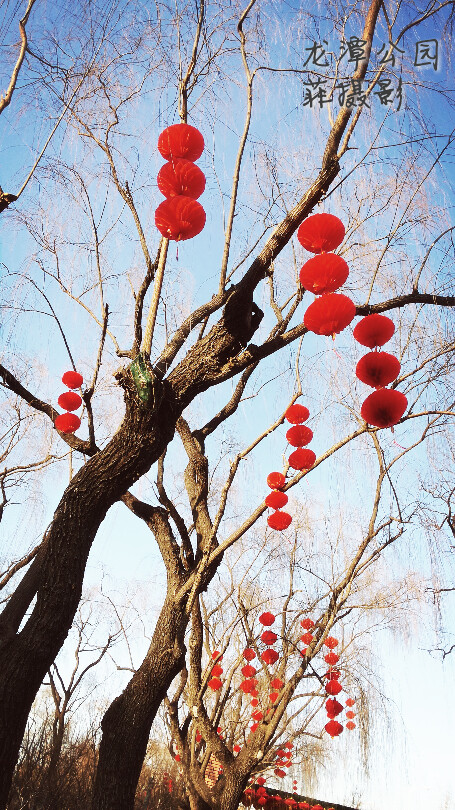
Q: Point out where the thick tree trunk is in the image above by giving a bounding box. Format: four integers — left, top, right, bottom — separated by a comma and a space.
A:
92, 594, 187, 810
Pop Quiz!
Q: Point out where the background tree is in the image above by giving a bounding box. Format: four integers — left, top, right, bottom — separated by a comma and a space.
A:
1, 0, 455, 808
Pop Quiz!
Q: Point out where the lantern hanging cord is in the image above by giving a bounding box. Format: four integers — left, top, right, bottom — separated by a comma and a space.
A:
141, 237, 169, 358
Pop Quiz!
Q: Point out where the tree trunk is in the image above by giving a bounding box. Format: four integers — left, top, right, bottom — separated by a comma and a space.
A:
92, 594, 187, 810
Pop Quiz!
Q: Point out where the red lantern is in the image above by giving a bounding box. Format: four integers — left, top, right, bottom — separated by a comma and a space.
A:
61, 370, 83, 389
251, 698, 259, 707
259, 612, 276, 626
346, 720, 356, 730
57, 391, 82, 411
266, 472, 285, 489
271, 677, 284, 689
346, 710, 356, 719
55, 413, 81, 434
297, 213, 345, 254
211, 664, 223, 676
274, 769, 286, 778
361, 388, 407, 428
261, 649, 279, 665
155, 196, 206, 241
267, 511, 292, 530
243, 648, 256, 661
353, 313, 395, 348
325, 719, 344, 737
325, 698, 343, 716
252, 710, 264, 721
157, 123, 204, 161
356, 352, 401, 388
299, 253, 349, 295
346, 697, 355, 707
212, 650, 222, 660
240, 679, 257, 693
250, 722, 260, 733
286, 425, 313, 447
301, 632, 314, 645
261, 630, 277, 645
265, 490, 288, 509
157, 159, 206, 198
241, 664, 256, 677
288, 448, 316, 471
324, 651, 339, 665
208, 677, 222, 691
304, 293, 356, 336
324, 636, 338, 649
285, 403, 310, 423
233, 744, 241, 753
301, 618, 315, 629
256, 777, 266, 786
325, 680, 342, 696
299, 804, 310, 810
325, 669, 341, 680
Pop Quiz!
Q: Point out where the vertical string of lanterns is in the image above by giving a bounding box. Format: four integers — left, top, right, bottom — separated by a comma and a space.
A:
354, 314, 408, 428
54, 371, 83, 434
142, 123, 206, 357
323, 636, 344, 738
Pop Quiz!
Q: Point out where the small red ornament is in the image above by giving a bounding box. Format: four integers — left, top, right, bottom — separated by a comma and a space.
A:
353, 313, 395, 348
266, 472, 285, 489
325, 698, 343, 716
208, 677, 222, 691
240, 679, 256, 694
55, 413, 81, 434
301, 618, 315, 629
259, 612, 276, 626
297, 213, 345, 254
61, 370, 83, 389
267, 511, 292, 530
356, 352, 401, 388
211, 664, 223, 676
241, 664, 256, 677
346, 698, 356, 707
261, 630, 277, 645
251, 698, 259, 707
324, 651, 339, 665
157, 159, 206, 199
288, 448, 316, 471
261, 648, 279, 665
155, 196, 206, 241
252, 710, 264, 721
325, 719, 344, 737
157, 123, 204, 161
324, 636, 339, 649
304, 293, 356, 336
271, 677, 284, 689
299, 253, 349, 294
212, 650, 222, 660
286, 425, 313, 447
269, 691, 279, 703
301, 632, 314, 645
346, 720, 356, 730
346, 710, 356, 719
243, 648, 256, 661
256, 777, 266, 786
233, 744, 241, 753
265, 490, 288, 509
325, 680, 342, 696
57, 391, 82, 411
285, 403, 310, 424
274, 769, 286, 778
361, 388, 407, 428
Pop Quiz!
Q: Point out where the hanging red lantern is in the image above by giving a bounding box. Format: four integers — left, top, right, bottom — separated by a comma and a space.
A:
211, 664, 223, 676
256, 777, 266, 786
251, 698, 259, 707
301, 618, 315, 630
241, 664, 256, 677
233, 745, 241, 754
346, 697, 355, 707
274, 769, 286, 778
271, 677, 284, 689
284, 742, 293, 750
276, 749, 285, 758
261, 630, 277, 645
57, 391, 82, 411
324, 636, 339, 649
265, 490, 288, 509
346, 710, 356, 719
250, 722, 260, 733
55, 413, 81, 434
304, 293, 356, 336
157, 159, 206, 198
240, 679, 257, 693
361, 388, 408, 428
288, 448, 316, 471
346, 721, 356, 730
325, 680, 342, 696
243, 648, 256, 661
325, 698, 343, 717
208, 677, 222, 691
62, 370, 83, 389
325, 719, 344, 738
285, 403, 310, 424
155, 196, 206, 241
356, 352, 401, 388
299, 253, 349, 295
298, 804, 310, 810
286, 425, 313, 447
325, 669, 341, 680
324, 651, 339, 665
158, 123, 204, 161
259, 612, 276, 626
266, 472, 285, 489
297, 213, 345, 254
301, 632, 314, 645
267, 511, 292, 530
261, 649, 279, 665
353, 313, 395, 348
212, 650, 222, 660
252, 710, 264, 721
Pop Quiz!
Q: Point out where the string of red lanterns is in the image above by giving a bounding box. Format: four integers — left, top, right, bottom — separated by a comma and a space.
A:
155, 123, 206, 241
54, 371, 83, 434
354, 314, 407, 428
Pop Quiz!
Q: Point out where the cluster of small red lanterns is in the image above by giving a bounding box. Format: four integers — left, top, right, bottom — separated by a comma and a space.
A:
208, 649, 224, 692
154, 123, 206, 241
242, 786, 335, 810
354, 314, 407, 428
54, 370, 83, 434
265, 403, 316, 532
